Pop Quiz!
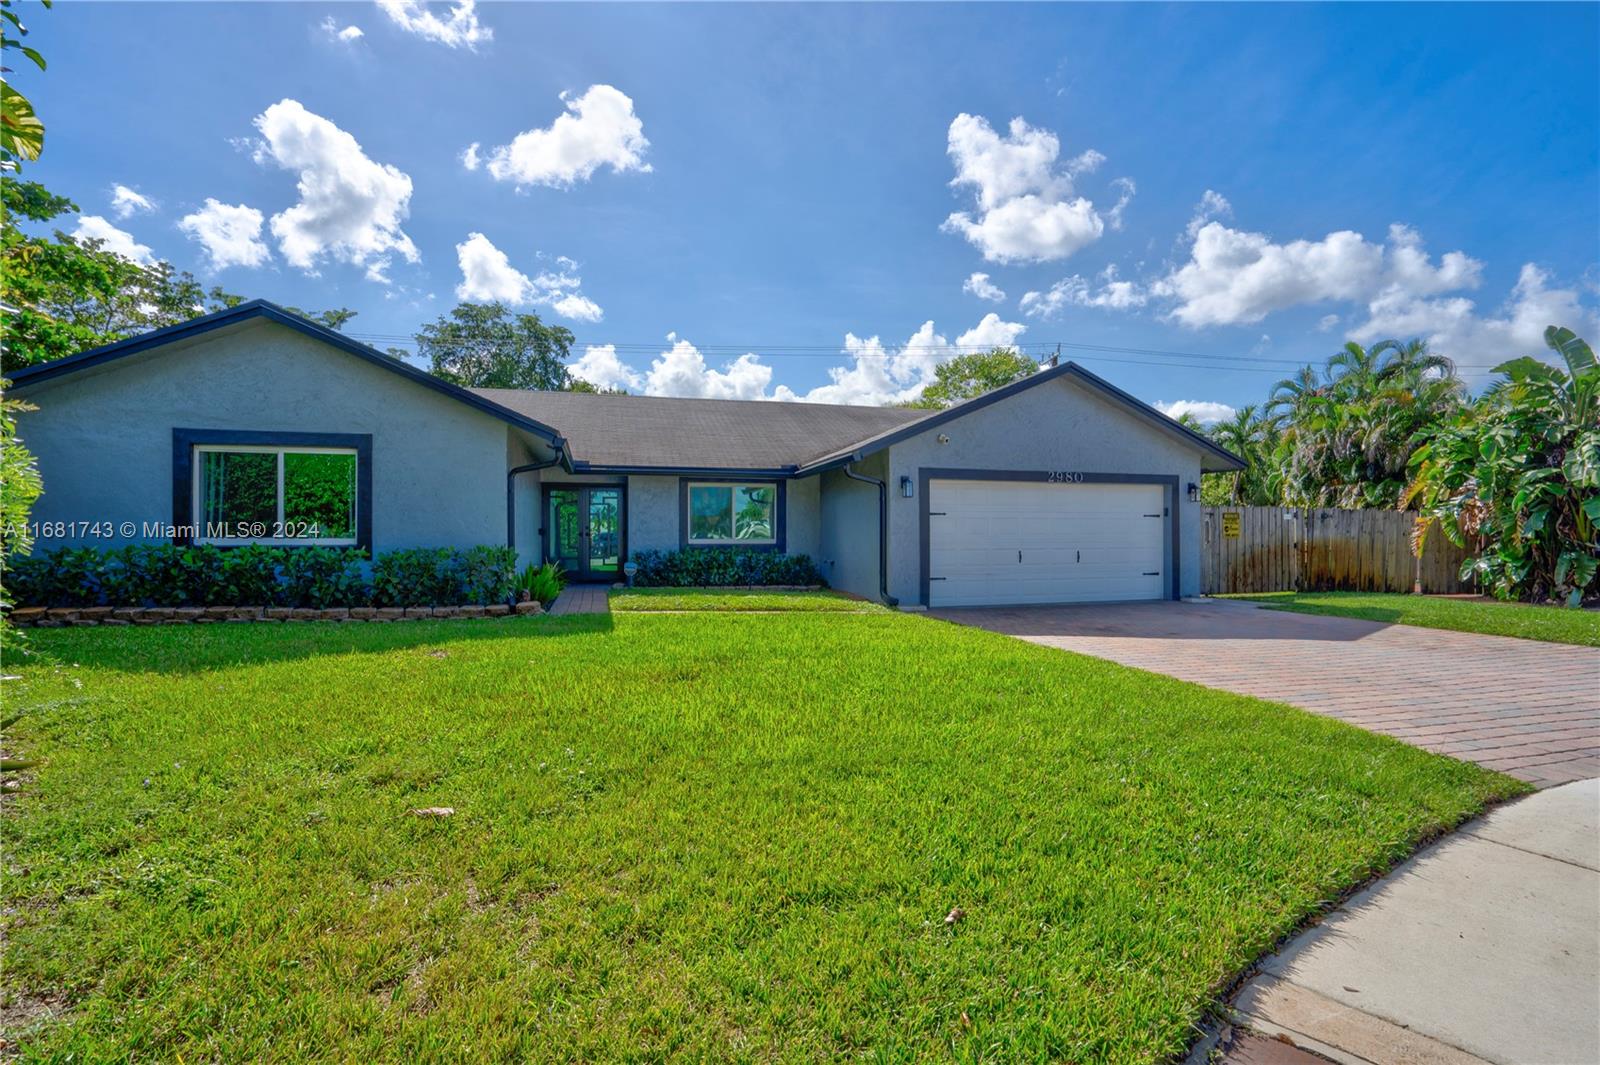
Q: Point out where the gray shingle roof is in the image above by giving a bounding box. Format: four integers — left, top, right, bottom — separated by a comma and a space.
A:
470, 389, 932, 470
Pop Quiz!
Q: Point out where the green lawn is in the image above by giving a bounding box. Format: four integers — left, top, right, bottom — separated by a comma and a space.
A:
611, 587, 885, 612
1224, 591, 1600, 646
1, 613, 1521, 1063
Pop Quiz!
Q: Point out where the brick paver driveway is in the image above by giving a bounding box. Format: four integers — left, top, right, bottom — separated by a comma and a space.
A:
929, 599, 1599, 788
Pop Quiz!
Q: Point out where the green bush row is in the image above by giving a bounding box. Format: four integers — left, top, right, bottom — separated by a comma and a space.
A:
5, 544, 519, 608
628, 548, 826, 587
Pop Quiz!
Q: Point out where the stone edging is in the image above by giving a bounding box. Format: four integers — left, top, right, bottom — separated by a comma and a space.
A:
6, 602, 545, 628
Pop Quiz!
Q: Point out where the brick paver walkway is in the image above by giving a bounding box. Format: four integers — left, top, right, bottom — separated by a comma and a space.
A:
929, 599, 1599, 788
547, 585, 611, 616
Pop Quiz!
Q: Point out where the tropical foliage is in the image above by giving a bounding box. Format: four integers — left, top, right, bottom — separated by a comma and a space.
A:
1404, 327, 1599, 605
515, 561, 566, 606
628, 548, 826, 587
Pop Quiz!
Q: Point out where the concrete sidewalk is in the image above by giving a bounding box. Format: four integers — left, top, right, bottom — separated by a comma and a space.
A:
1229, 778, 1600, 1064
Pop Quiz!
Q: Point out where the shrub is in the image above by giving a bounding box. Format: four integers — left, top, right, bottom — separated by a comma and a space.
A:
5, 544, 517, 608
370, 545, 518, 607
628, 548, 825, 588
515, 561, 565, 606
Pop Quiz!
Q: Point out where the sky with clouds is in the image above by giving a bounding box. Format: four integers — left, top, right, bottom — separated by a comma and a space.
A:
23, 2, 1599, 419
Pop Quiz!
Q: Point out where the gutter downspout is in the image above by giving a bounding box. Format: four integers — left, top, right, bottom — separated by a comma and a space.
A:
507, 445, 566, 554
843, 459, 898, 608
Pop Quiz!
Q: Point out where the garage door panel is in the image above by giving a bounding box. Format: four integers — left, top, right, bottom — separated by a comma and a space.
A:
927, 478, 1167, 607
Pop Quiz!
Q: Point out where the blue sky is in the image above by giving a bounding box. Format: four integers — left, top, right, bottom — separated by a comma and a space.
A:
24, 1, 1600, 417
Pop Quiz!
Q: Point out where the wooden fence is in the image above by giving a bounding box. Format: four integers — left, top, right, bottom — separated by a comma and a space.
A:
1200, 506, 1473, 595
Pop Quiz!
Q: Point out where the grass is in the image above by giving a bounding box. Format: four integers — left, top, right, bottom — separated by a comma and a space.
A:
1223, 591, 1600, 647
1, 613, 1521, 1063
611, 587, 885, 612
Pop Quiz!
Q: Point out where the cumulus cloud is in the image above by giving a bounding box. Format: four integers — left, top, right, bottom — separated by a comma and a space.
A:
485, 85, 650, 189
453, 232, 603, 322
1021, 266, 1148, 318
963, 272, 1005, 302
1154, 197, 1482, 328
1351, 263, 1598, 374
178, 199, 271, 270
375, 0, 491, 49
72, 215, 154, 265
252, 99, 419, 278
567, 344, 642, 392
109, 184, 154, 219
801, 313, 1029, 406
460, 142, 481, 171
1154, 399, 1237, 425
939, 113, 1127, 264
559, 314, 1030, 406
321, 16, 363, 42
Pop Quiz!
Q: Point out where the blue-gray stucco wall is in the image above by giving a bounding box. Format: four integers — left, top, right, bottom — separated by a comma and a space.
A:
13, 319, 549, 555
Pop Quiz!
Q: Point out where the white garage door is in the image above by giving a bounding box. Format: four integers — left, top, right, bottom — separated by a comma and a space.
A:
927, 479, 1167, 607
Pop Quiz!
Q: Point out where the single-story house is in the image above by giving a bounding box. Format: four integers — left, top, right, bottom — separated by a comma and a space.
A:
8, 300, 1244, 607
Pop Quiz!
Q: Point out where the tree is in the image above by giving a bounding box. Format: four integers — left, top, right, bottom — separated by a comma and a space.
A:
407, 302, 575, 390
0, 0, 49, 168
902, 348, 1038, 409
565, 376, 627, 395
1204, 405, 1279, 505
1405, 326, 1598, 605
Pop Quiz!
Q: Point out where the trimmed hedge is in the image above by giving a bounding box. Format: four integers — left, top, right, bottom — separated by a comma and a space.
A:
5, 544, 518, 608
628, 548, 826, 588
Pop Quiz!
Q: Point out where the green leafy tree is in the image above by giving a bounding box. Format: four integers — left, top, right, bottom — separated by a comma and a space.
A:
1202, 405, 1279, 505
565, 376, 627, 395
902, 348, 1038, 409
0, 0, 49, 167
1405, 327, 1599, 605
407, 302, 575, 390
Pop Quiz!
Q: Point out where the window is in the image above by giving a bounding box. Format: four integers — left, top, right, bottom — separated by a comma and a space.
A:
194, 445, 358, 545
687, 483, 777, 545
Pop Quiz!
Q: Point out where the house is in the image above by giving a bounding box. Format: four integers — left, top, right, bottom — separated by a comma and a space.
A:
7, 301, 1244, 608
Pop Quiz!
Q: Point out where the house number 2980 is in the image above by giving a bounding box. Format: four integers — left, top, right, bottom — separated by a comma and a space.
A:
1046, 471, 1084, 483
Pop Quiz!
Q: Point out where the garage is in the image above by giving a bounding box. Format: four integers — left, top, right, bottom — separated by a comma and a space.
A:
925, 477, 1169, 607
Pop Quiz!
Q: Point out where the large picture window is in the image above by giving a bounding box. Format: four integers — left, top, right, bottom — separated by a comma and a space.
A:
193, 445, 358, 545
686, 482, 777, 545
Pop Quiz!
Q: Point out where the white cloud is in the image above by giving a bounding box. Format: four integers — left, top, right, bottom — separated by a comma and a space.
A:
109, 184, 154, 219
1186, 189, 1231, 238
453, 232, 603, 321
1351, 263, 1598, 375
460, 142, 481, 171
1154, 399, 1237, 425
485, 85, 651, 189
1316, 314, 1341, 332
321, 16, 364, 42
939, 113, 1126, 264
375, 0, 491, 49
1020, 266, 1147, 318
644, 336, 776, 401
568, 344, 642, 392
178, 199, 271, 270
963, 272, 1006, 302
252, 99, 419, 278
801, 313, 1029, 406
1106, 177, 1135, 231
1154, 203, 1482, 328
71, 215, 154, 265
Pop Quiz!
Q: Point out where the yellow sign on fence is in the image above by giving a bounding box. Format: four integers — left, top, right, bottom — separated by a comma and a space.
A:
1222, 512, 1241, 539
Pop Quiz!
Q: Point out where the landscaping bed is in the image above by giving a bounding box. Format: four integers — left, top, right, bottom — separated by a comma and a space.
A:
1, 611, 1520, 1061
1225, 591, 1600, 647
610, 587, 880, 612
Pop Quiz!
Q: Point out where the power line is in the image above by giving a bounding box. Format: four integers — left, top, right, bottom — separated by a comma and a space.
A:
349, 331, 1509, 371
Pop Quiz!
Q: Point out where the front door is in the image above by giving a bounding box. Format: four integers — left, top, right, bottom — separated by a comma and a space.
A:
545, 486, 624, 582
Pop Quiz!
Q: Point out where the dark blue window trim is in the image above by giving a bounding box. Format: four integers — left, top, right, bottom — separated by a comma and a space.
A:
678, 477, 787, 553
172, 428, 374, 552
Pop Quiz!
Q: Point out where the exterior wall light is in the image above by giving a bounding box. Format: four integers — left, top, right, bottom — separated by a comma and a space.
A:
1187, 482, 1199, 502
936, 434, 950, 445
900, 476, 914, 498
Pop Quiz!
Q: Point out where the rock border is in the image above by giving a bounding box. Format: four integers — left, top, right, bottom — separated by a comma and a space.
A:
6, 601, 544, 628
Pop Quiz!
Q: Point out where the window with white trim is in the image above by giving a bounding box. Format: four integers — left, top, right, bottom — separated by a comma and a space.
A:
193, 445, 358, 545
687, 482, 776, 545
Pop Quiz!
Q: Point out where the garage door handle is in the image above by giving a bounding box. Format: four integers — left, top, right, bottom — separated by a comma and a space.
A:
1076, 550, 1080, 563
1143, 571, 1160, 576
1018, 550, 1022, 563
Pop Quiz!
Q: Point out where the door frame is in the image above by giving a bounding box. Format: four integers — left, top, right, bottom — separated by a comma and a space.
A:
917, 468, 1179, 606
541, 481, 628, 583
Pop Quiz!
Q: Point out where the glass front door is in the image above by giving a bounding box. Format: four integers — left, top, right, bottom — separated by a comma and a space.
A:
544, 486, 624, 581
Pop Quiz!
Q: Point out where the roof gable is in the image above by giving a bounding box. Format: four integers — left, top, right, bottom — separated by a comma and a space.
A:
797, 361, 1246, 473
6, 300, 568, 450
